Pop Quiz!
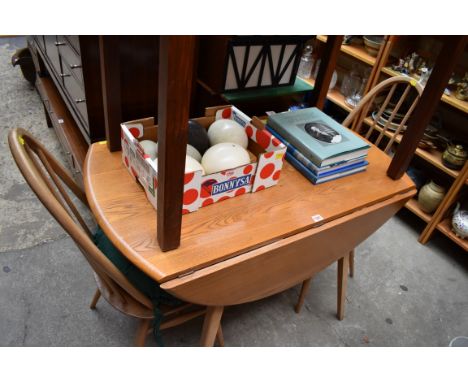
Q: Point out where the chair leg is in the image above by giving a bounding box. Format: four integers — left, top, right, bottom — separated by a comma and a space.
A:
349, 249, 355, 278
134, 318, 152, 347
216, 326, 225, 347
337, 254, 350, 321
200, 306, 224, 347
89, 288, 101, 309
295, 278, 312, 313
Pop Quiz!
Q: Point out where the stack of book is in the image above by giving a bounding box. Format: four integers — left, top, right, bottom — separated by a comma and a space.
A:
267, 107, 370, 184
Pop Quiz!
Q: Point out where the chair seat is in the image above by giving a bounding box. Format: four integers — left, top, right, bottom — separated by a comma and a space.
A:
93, 273, 154, 319
92, 227, 183, 315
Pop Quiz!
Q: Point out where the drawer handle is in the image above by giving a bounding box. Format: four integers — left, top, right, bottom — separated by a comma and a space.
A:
75, 98, 86, 103
54, 41, 66, 46
59, 73, 70, 77
70, 64, 82, 69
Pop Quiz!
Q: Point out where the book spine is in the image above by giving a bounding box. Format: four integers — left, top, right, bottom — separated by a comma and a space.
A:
286, 151, 367, 185
266, 127, 321, 174
315, 168, 367, 185
268, 119, 323, 166
318, 161, 368, 177
285, 151, 318, 185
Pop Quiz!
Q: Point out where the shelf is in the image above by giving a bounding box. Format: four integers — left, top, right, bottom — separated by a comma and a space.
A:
317, 35, 377, 66
381, 67, 468, 114
303, 77, 353, 112
381, 66, 401, 78
441, 92, 468, 114
363, 117, 465, 181
405, 198, 432, 223
437, 218, 468, 252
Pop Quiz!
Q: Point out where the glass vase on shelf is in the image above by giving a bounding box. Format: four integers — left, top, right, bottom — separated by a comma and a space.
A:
341, 66, 369, 108
297, 45, 314, 79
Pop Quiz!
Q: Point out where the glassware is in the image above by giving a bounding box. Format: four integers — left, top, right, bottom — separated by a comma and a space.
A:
311, 58, 337, 89
345, 78, 365, 107
419, 67, 432, 87
297, 45, 314, 79
341, 65, 369, 108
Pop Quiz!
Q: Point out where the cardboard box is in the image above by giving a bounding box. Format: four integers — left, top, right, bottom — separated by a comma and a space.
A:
120, 105, 286, 214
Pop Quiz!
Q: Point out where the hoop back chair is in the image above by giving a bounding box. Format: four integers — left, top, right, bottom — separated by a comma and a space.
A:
294, 76, 423, 316
8, 128, 223, 346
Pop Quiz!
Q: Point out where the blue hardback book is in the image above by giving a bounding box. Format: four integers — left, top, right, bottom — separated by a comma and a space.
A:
285, 151, 367, 185
267, 126, 368, 175
268, 107, 370, 167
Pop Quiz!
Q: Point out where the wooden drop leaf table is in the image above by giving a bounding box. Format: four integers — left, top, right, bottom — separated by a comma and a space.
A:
84, 141, 415, 346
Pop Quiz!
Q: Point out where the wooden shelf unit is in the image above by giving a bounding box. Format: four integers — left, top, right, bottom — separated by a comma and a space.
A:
362, 117, 465, 182
313, 36, 468, 252
381, 67, 468, 114
309, 35, 390, 116
406, 198, 432, 223
303, 77, 352, 112
317, 35, 377, 66
437, 218, 468, 252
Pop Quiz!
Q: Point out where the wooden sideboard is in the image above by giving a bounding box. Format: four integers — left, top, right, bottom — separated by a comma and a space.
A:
30, 36, 105, 143
28, 35, 160, 181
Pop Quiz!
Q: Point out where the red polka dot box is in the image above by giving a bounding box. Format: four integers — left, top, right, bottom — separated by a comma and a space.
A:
120, 105, 286, 214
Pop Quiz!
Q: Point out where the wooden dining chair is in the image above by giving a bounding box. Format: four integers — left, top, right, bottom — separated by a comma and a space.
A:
294, 76, 423, 316
8, 128, 223, 346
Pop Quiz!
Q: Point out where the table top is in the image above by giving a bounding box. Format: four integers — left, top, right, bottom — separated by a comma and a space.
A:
84, 142, 414, 283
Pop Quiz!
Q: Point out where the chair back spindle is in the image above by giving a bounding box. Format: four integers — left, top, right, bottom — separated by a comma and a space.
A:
342, 76, 423, 155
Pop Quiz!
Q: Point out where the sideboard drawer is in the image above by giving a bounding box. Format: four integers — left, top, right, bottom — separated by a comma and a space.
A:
43, 36, 61, 77
62, 65, 88, 127
34, 36, 45, 54
61, 53, 84, 87
65, 36, 80, 56
57, 37, 82, 77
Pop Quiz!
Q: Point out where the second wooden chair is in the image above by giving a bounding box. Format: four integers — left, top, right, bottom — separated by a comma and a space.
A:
295, 76, 423, 317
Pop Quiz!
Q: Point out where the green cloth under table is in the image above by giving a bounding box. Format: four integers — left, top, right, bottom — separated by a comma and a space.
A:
93, 227, 181, 344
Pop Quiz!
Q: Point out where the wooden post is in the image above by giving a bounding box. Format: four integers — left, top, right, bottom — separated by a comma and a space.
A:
157, 36, 196, 251
99, 36, 122, 152
387, 36, 467, 179
309, 35, 343, 109
351, 35, 394, 132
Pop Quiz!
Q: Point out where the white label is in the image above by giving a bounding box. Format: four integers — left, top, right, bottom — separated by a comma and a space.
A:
311, 214, 324, 222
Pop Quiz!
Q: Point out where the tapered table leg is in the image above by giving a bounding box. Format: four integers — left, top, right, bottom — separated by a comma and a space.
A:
216, 326, 225, 347
337, 255, 350, 321
295, 278, 312, 313
349, 249, 355, 278
200, 306, 224, 347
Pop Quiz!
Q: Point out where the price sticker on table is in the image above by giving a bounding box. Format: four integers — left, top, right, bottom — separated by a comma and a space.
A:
311, 214, 324, 223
